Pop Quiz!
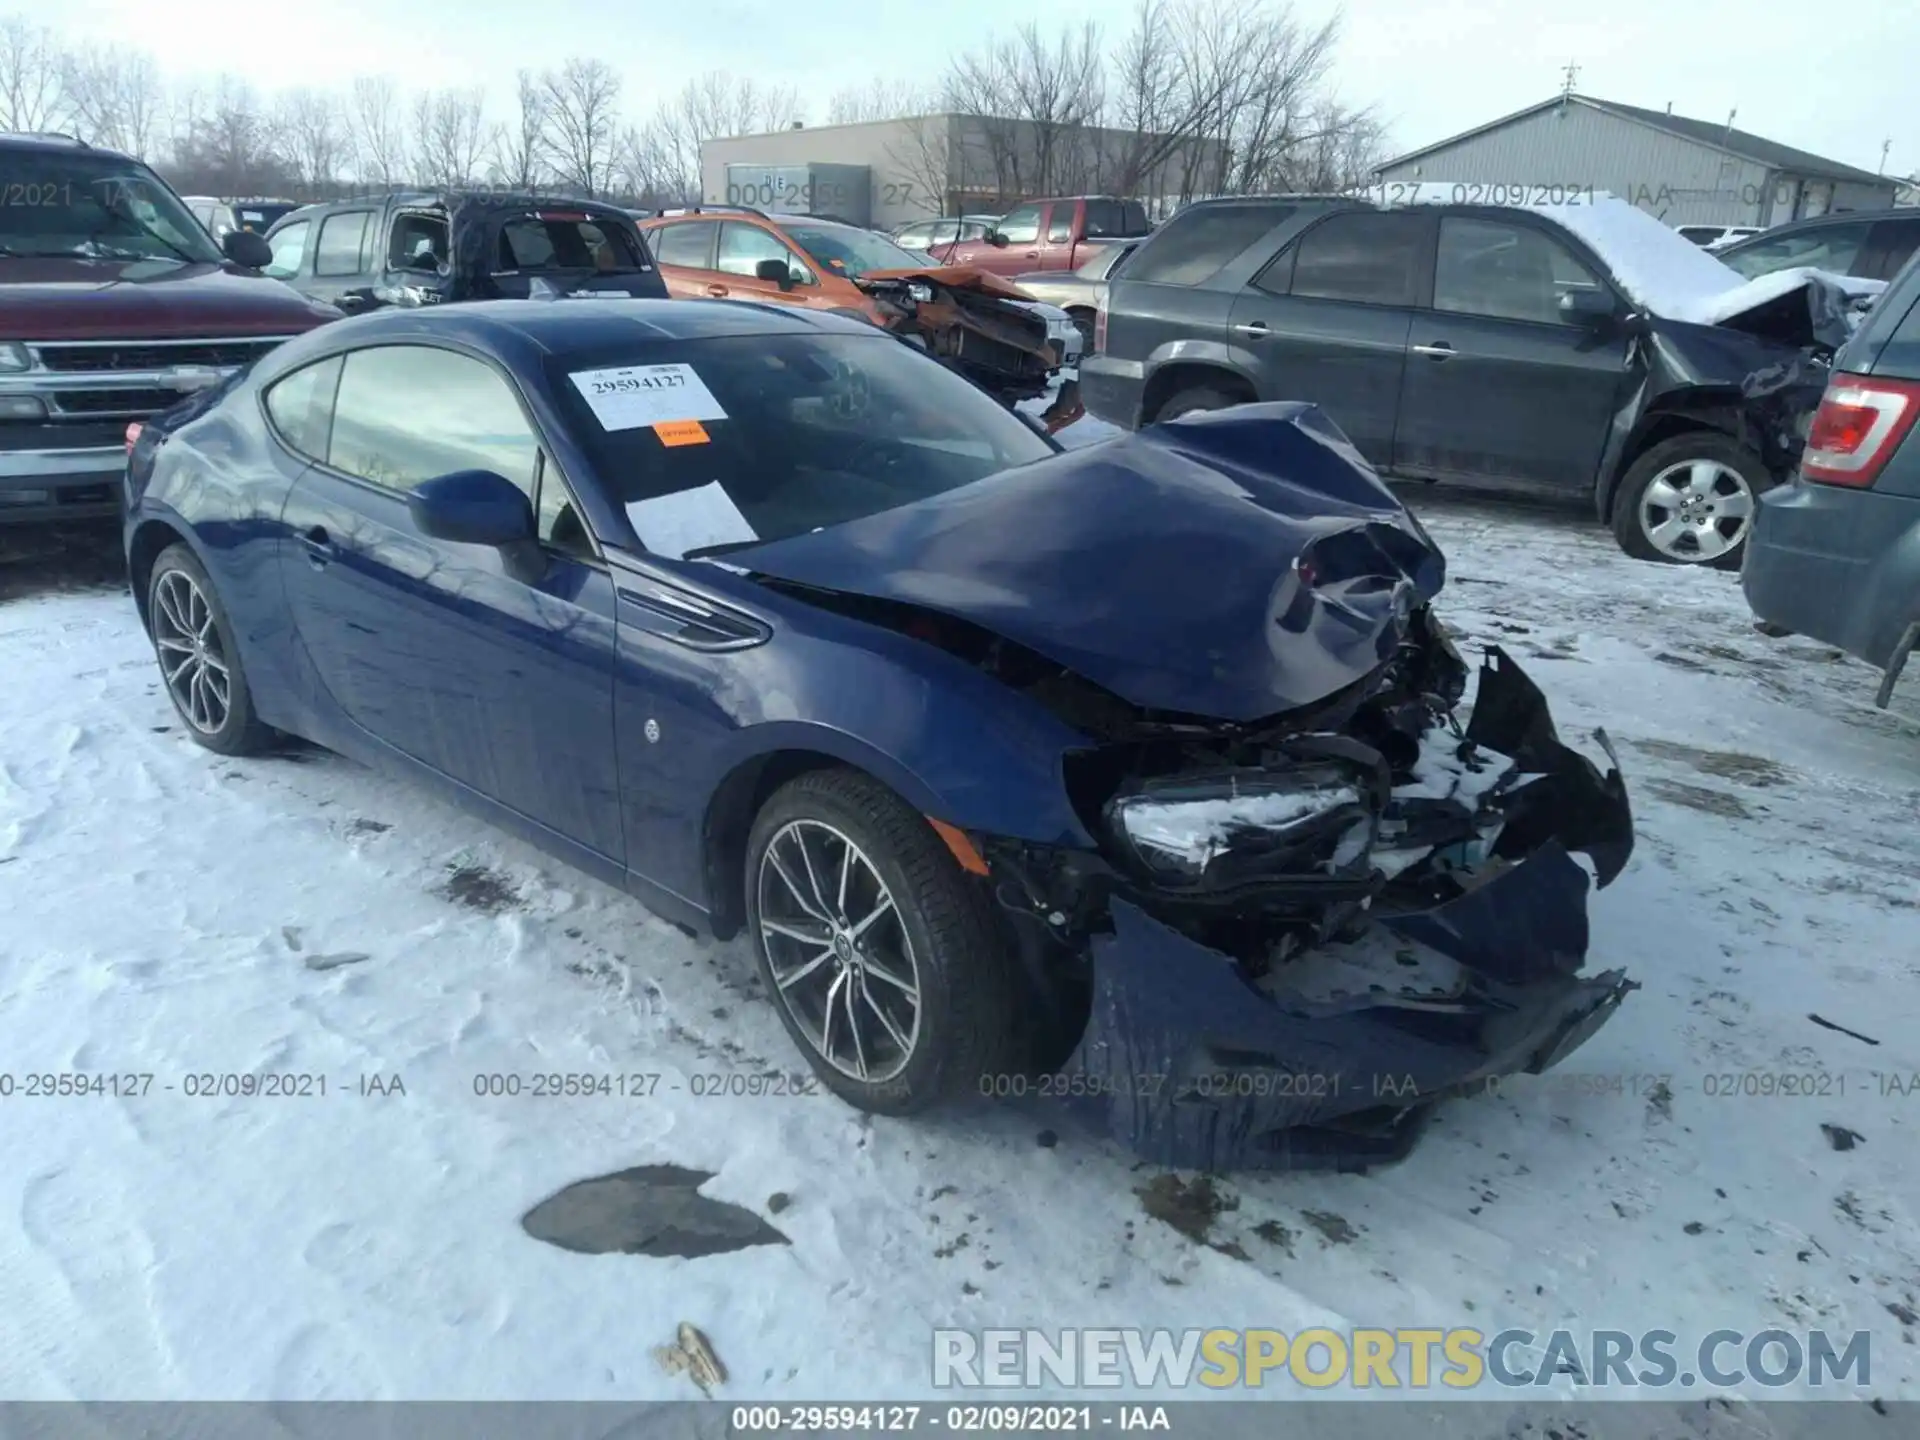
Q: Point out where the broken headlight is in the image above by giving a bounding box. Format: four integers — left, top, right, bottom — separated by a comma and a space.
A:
1107, 767, 1373, 889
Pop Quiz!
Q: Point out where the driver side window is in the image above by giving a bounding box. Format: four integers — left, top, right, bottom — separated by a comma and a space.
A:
387, 212, 448, 271
996, 204, 1042, 245
718, 221, 813, 284
266, 220, 309, 279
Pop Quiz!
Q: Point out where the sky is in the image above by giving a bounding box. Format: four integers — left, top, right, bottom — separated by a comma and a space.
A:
37, 0, 1919, 178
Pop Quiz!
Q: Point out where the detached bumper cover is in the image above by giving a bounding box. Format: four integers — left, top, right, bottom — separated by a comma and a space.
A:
1057, 650, 1638, 1173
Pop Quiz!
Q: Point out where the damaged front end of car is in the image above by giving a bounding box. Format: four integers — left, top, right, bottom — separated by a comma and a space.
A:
731, 403, 1637, 1171
979, 622, 1636, 1173
855, 267, 1081, 429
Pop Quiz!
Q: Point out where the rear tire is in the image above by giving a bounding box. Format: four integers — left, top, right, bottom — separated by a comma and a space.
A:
745, 767, 1027, 1116
1154, 384, 1243, 423
147, 543, 275, 756
1611, 433, 1770, 570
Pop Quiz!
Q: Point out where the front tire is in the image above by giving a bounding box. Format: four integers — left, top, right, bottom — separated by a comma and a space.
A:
745, 768, 1025, 1116
1611, 433, 1770, 569
147, 543, 274, 755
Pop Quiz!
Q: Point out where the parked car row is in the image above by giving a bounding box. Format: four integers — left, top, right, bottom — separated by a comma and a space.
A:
1080, 191, 1865, 569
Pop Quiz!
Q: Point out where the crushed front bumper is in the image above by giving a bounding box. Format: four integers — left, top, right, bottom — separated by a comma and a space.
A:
1054, 649, 1638, 1173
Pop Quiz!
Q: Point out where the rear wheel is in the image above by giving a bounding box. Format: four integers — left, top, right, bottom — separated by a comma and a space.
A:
745, 768, 1026, 1116
147, 544, 275, 755
1153, 384, 1243, 423
1611, 433, 1770, 569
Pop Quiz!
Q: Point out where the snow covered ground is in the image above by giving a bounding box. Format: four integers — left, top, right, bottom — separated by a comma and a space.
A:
2, 468, 1918, 1422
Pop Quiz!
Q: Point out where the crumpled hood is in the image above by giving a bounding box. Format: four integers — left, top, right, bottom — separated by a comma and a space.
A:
855, 265, 1035, 301
731, 403, 1445, 723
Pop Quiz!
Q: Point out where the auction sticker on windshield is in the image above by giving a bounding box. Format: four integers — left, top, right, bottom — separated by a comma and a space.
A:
569, 363, 727, 431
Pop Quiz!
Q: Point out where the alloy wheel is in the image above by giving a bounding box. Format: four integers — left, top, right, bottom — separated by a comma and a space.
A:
152, 568, 231, 736
1637, 458, 1755, 563
755, 819, 922, 1083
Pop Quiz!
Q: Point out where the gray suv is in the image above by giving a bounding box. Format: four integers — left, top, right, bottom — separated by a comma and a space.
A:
1743, 249, 1920, 707
1080, 196, 1846, 567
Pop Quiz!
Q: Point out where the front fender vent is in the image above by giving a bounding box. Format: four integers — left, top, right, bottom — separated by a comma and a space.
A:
617, 581, 770, 651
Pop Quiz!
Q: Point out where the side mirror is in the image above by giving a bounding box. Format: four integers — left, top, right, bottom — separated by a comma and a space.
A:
1558, 288, 1615, 325
224, 229, 273, 270
408, 470, 535, 548
986, 230, 1009, 248
754, 258, 795, 291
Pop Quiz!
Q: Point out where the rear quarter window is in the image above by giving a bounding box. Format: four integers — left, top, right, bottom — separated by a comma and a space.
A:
1122, 204, 1294, 286
262, 355, 343, 462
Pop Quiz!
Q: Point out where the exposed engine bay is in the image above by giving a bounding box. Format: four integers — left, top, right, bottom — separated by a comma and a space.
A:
855, 267, 1083, 429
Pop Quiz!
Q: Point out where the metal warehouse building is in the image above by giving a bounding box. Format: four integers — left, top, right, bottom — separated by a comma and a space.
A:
700, 116, 1218, 233
1374, 93, 1898, 226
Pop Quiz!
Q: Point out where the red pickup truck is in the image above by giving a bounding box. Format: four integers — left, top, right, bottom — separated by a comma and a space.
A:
1, 133, 338, 524
931, 196, 1153, 275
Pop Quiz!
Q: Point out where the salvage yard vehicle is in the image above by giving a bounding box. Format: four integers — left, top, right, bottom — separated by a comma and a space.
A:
1010, 241, 1141, 350
261, 192, 664, 314
932, 195, 1155, 275
891, 215, 1000, 251
0, 132, 337, 525
1082, 191, 1868, 569
1717, 209, 1920, 285
123, 297, 1635, 1172
639, 205, 1084, 428
1744, 249, 1920, 709
181, 196, 301, 240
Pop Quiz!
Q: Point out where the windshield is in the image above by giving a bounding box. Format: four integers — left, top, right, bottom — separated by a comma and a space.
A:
0, 151, 221, 264
782, 222, 937, 279
546, 332, 1054, 557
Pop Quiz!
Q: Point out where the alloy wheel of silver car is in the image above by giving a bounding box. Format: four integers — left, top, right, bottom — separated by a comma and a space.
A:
152, 568, 232, 736
1636, 458, 1756, 563
755, 818, 922, 1084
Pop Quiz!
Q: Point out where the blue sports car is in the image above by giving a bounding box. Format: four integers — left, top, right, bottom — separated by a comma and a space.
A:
124, 299, 1637, 1171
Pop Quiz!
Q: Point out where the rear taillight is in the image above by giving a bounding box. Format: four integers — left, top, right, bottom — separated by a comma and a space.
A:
124, 422, 143, 453
1802, 374, 1920, 488
1093, 300, 1107, 354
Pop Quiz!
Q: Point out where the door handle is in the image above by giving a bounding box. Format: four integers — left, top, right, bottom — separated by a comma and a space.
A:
1025, 250, 1040, 258
300, 526, 335, 570
705, 283, 729, 297
1413, 342, 1455, 359
1233, 321, 1271, 338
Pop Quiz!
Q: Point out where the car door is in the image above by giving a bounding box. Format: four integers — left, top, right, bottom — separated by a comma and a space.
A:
277, 341, 623, 860
647, 219, 721, 299
1034, 201, 1077, 270
1392, 214, 1629, 492
947, 202, 1045, 274
305, 208, 378, 312
1225, 209, 1428, 467
715, 220, 823, 308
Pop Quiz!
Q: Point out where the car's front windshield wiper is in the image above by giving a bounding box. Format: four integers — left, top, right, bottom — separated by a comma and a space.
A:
682, 540, 766, 561
92, 228, 197, 265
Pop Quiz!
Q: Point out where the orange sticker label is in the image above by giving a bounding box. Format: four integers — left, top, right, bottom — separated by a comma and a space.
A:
653, 419, 710, 446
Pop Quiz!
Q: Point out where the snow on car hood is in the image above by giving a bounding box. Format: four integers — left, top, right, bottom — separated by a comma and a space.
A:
729, 403, 1446, 723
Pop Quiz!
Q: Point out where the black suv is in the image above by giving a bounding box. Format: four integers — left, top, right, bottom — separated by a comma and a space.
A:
262, 191, 665, 314
1081, 196, 1846, 567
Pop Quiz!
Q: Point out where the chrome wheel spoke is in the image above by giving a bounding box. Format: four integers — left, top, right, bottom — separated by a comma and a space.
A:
763, 917, 831, 947
767, 847, 829, 923
1643, 477, 1686, 511
862, 955, 919, 1003
1715, 489, 1754, 521
794, 828, 830, 917
771, 945, 835, 992
819, 967, 846, 1062
1692, 524, 1733, 559
842, 975, 869, 1079
835, 841, 852, 917
155, 635, 194, 654
850, 891, 894, 940
156, 579, 190, 637
863, 988, 911, 1053
162, 650, 197, 685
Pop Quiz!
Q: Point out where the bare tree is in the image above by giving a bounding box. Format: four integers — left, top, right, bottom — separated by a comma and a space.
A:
276, 88, 347, 198
825, 79, 928, 126
0, 16, 65, 132
350, 75, 408, 188
61, 42, 162, 156
412, 87, 487, 190
626, 72, 801, 206
168, 75, 286, 197
941, 21, 1106, 203
488, 69, 546, 190
540, 58, 621, 197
